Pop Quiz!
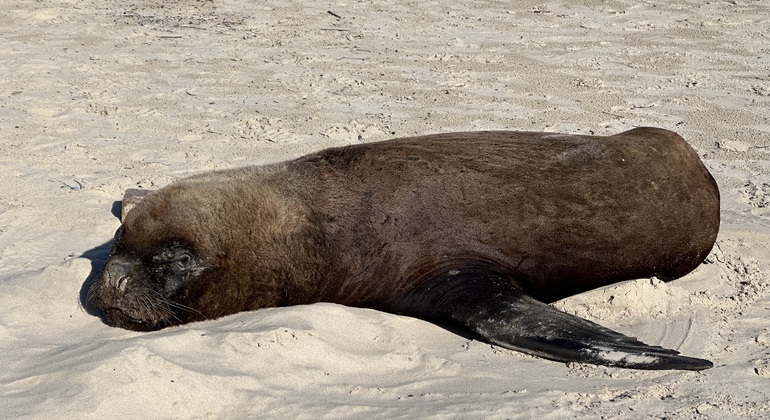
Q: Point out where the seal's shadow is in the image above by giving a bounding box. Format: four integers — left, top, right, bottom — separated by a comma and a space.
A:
78, 200, 121, 320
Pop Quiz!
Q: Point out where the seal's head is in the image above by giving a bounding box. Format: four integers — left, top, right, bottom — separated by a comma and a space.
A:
89, 177, 324, 331
92, 226, 210, 330
90, 183, 223, 331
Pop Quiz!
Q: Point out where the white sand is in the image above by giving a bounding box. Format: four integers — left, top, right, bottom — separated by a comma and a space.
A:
1, 0, 769, 418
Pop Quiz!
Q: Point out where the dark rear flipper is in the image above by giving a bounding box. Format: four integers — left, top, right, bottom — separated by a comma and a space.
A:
397, 269, 712, 370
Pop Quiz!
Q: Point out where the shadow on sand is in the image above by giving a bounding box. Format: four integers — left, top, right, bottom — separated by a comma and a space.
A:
78, 199, 122, 321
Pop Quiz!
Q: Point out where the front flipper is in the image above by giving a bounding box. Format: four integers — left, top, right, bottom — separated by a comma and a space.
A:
397, 269, 712, 370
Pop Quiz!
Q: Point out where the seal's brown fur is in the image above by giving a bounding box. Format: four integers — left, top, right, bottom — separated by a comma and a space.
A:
91, 127, 719, 332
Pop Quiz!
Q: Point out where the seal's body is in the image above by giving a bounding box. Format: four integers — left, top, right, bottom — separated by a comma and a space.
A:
91, 128, 719, 370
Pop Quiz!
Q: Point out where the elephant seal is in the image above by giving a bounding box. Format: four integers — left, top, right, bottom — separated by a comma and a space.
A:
90, 127, 719, 370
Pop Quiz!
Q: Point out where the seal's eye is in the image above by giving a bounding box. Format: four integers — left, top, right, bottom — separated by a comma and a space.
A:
175, 252, 193, 270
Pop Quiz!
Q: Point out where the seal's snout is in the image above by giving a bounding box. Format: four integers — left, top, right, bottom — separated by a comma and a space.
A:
104, 255, 135, 291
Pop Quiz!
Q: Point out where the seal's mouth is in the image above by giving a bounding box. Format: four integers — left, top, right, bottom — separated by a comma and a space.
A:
102, 307, 166, 332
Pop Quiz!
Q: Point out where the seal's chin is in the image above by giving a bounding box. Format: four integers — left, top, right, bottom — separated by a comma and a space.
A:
101, 307, 170, 332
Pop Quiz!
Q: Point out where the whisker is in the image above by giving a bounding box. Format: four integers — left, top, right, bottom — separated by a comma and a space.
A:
166, 301, 208, 320
86, 282, 99, 303
152, 292, 184, 324
148, 289, 208, 321
138, 292, 165, 323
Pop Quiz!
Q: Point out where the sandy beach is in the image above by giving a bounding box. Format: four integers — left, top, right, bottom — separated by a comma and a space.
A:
1, 0, 769, 418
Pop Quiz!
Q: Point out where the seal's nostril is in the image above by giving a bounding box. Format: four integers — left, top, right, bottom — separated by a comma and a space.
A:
104, 256, 134, 291
117, 276, 130, 291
